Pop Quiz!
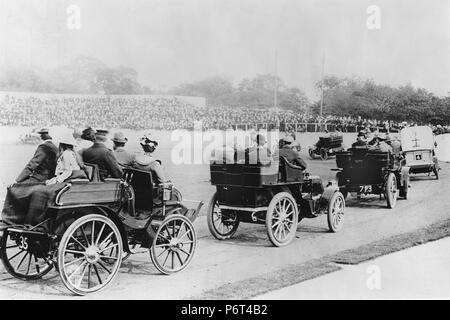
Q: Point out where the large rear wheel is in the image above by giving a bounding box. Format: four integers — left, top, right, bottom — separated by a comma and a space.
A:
57, 214, 123, 295
206, 192, 239, 240
265, 192, 298, 247
0, 228, 54, 280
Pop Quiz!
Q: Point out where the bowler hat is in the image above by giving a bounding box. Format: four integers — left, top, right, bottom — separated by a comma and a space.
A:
112, 132, 128, 143
37, 128, 49, 134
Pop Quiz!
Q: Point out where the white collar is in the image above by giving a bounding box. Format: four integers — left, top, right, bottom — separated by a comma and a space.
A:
39, 139, 53, 146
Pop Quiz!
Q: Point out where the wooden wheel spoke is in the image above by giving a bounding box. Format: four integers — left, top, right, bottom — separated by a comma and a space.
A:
79, 225, 90, 247
70, 236, 87, 250
76, 263, 89, 287
64, 256, 85, 267
157, 247, 169, 258
177, 228, 192, 242
26, 253, 32, 274
65, 249, 85, 255
99, 243, 118, 253
175, 251, 184, 265
162, 250, 171, 267
68, 261, 87, 280
15, 251, 29, 270
98, 232, 114, 248
95, 223, 106, 246
34, 255, 40, 273
8, 249, 26, 261
93, 264, 102, 284
97, 261, 112, 274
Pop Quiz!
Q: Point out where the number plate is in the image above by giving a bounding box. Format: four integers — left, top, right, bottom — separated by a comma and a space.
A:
359, 185, 372, 193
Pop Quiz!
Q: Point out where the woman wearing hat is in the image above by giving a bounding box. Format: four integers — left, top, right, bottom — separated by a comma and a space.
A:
133, 135, 166, 184
46, 133, 87, 185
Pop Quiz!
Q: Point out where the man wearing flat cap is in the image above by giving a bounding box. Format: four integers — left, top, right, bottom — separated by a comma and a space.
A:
278, 136, 307, 170
81, 128, 123, 180
16, 128, 58, 183
112, 132, 135, 167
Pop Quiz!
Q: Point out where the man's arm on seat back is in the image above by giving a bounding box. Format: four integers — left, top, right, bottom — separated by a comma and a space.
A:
105, 150, 123, 178
293, 150, 307, 170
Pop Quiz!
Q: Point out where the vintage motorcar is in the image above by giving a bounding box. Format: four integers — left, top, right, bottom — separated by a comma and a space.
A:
309, 135, 345, 160
207, 154, 345, 247
334, 148, 410, 208
0, 164, 203, 295
400, 126, 439, 179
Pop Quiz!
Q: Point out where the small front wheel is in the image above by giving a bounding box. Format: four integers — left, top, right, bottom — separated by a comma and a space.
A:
149, 214, 196, 274
327, 192, 345, 232
266, 192, 299, 247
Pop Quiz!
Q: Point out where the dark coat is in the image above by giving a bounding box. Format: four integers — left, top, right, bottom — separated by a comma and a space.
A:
82, 142, 123, 180
352, 140, 368, 148
16, 140, 58, 183
278, 146, 307, 170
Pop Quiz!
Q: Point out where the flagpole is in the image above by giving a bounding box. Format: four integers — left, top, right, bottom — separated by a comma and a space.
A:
274, 50, 279, 129
320, 53, 325, 117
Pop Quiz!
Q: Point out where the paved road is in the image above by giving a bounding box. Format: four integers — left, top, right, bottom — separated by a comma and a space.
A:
255, 237, 450, 299
1, 161, 449, 299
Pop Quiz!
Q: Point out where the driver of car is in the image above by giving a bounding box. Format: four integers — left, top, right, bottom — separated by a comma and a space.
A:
278, 136, 307, 170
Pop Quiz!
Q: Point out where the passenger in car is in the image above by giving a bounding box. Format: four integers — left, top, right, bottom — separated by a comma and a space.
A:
112, 132, 135, 167
81, 129, 123, 180
278, 136, 307, 170
133, 135, 166, 184
352, 131, 368, 148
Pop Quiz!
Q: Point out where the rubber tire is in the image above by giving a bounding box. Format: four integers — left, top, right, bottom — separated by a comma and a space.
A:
385, 173, 398, 209
327, 191, 345, 233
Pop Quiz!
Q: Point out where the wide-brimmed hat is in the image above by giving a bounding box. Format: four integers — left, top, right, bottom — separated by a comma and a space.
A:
58, 132, 78, 146
37, 128, 49, 134
112, 132, 128, 143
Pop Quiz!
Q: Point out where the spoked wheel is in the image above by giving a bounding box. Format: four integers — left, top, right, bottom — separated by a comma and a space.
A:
266, 192, 299, 247
57, 214, 123, 295
207, 192, 240, 240
150, 214, 196, 275
327, 192, 345, 232
320, 148, 328, 160
0, 228, 54, 280
385, 173, 398, 209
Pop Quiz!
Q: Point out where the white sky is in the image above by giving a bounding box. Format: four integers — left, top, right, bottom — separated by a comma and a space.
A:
0, 0, 449, 99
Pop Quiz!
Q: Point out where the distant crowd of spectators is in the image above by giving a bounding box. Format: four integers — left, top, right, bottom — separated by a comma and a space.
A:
0, 93, 449, 134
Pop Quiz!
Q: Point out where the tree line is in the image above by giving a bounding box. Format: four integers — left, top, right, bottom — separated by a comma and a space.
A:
0, 56, 449, 125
